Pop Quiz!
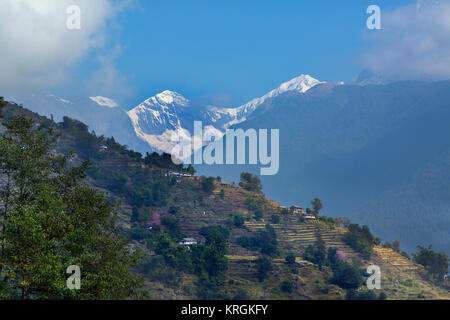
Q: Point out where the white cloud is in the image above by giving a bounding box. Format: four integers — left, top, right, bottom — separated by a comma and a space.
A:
0, 0, 127, 95
362, 0, 450, 80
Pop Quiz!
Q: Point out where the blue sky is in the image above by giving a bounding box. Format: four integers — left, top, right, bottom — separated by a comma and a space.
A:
110, 0, 417, 108
1, 0, 421, 108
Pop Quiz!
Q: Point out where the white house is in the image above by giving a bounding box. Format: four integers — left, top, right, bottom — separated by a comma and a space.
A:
304, 214, 317, 221
290, 206, 306, 215
179, 238, 198, 246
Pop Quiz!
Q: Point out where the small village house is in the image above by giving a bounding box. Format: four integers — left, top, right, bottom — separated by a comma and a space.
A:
290, 206, 306, 215
179, 238, 198, 246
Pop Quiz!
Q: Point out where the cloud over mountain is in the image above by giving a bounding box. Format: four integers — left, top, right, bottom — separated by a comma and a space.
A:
362, 0, 450, 80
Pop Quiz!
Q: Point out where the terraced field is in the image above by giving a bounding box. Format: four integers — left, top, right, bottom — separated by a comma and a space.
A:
225, 255, 314, 266
373, 247, 422, 272
244, 221, 360, 260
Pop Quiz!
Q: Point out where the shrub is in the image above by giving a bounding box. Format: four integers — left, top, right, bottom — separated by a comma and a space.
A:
303, 237, 327, 269
285, 254, 296, 264
237, 225, 278, 256
255, 256, 272, 281
201, 177, 216, 194
413, 246, 449, 281
342, 224, 374, 259
281, 280, 293, 293
330, 261, 363, 290
199, 225, 230, 240
161, 216, 184, 240
232, 214, 245, 228
239, 172, 263, 193
379, 292, 388, 300
271, 215, 280, 224
254, 209, 263, 220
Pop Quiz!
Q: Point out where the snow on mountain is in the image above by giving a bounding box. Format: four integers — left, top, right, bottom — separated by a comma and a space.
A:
89, 96, 119, 108
128, 90, 187, 133
127, 74, 324, 154
216, 74, 324, 128
127, 90, 215, 155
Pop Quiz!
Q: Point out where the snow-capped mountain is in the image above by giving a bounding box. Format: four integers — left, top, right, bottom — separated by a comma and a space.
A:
128, 74, 324, 153
128, 91, 190, 135
127, 90, 231, 154
215, 74, 324, 127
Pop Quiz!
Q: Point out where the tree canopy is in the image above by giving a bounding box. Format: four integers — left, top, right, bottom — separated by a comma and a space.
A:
0, 102, 144, 299
239, 172, 263, 193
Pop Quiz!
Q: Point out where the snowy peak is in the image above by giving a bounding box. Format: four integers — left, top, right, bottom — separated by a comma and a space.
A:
217, 74, 324, 127
127, 90, 192, 143
155, 90, 189, 106
89, 96, 119, 108
140, 90, 190, 108
256, 74, 324, 103
276, 74, 324, 94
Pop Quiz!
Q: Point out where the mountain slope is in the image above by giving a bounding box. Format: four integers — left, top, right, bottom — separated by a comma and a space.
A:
8, 93, 150, 153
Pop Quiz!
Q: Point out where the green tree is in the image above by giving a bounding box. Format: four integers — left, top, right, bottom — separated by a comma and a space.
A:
281, 280, 293, 293
271, 214, 280, 224
232, 214, 245, 228
161, 216, 184, 240
285, 254, 296, 264
342, 224, 374, 259
379, 292, 388, 300
303, 235, 327, 269
258, 224, 278, 256
311, 198, 323, 215
201, 177, 216, 194
254, 209, 263, 220
393, 240, 400, 253
413, 246, 449, 281
0, 107, 144, 299
199, 225, 230, 240
329, 261, 363, 290
186, 164, 196, 175
239, 172, 262, 193
255, 256, 272, 282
